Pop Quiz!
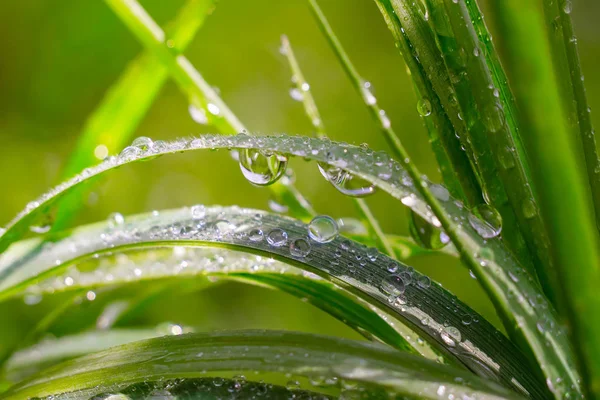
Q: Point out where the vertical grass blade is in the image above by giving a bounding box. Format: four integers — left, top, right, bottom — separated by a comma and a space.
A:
103, 0, 315, 220
52, 0, 215, 231
307, 0, 482, 206
280, 34, 394, 256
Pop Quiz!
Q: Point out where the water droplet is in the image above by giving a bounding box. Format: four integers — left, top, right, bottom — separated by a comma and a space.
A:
86, 291, 96, 301
563, 0, 572, 13
409, 210, 449, 250
290, 238, 311, 257
248, 228, 264, 242
30, 223, 51, 234
473, 47, 480, 57
308, 216, 339, 243
468, 204, 502, 239
239, 149, 288, 186
289, 88, 304, 101
108, 212, 125, 228
430, 184, 450, 201
267, 229, 288, 246
191, 205, 206, 220
417, 98, 432, 116
498, 146, 516, 170
361, 82, 377, 105
268, 198, 289, 213
522, 199, 537, 219
119, 146, 141, 161
318, 163, 375, 197
207, 103, 220, 115
189, 104, 208, 124
132, 136, 153, 151
417, 275, 431, 288
380, 275, 405, 296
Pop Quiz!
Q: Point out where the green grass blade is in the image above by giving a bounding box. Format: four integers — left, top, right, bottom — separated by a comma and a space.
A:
4, 328, 169, 384
103, 0, 314, 220
280, 34, 394, 256
307, 0, 482, 205
2, 331, 525, 400
51, 0, 215, 232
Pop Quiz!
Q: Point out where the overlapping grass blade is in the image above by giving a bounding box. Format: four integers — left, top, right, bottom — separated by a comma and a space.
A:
52, 0, 215, 231
280, 34, 394, 256
103, 0, 314, 220
308, 0, 482, 206
0, 133, 580, 396
2, 330, 525, 400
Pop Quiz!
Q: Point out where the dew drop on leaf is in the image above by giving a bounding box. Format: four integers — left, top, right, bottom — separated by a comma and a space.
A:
522, 198, 538, 219
248, 228, 264, 242
107, 212, 125, 229
289, 87, 304, 102
380, 274, 405, 296
188, 104, 208, 124
290, 238, 311, 257
190, 205, 206, 220
417, 98, 432, 116
468, 204, 502, 239
131, 136, 154, 151
239, 149, 288, 186
409, 210, 449, 250
308, 216, 339, 243
318, 163, 375, 197
267, 228, 288, 246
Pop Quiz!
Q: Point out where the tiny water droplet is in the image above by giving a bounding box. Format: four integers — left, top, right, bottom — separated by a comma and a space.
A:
289, 88, 304, 101
207, 103, 220, 115
361, 82, 377, 105
417, 98, 432, 116
308, 216, 339, 243
189, 105, 208, 124
191, 205, 206, 220
108, 212, 125, 228
468, 204, 502, 239
318, 163, 375, 197
290, 238, 311, 257
522, 199, 537, 219
239, 149, 288, 186
267, 229, 288, 246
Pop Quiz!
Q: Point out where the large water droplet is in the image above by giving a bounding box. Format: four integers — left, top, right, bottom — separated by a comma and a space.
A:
267, 228, 288, 246
468, 204, 502, 239
409, 210, 449, 250
131, 136, 154, 151
318, 163, 375, 197
290, 238, 311, 257
308, 216, 339, 243
380, 275, 405, 296
239, 149, 288, 186
417, 98, 432, 116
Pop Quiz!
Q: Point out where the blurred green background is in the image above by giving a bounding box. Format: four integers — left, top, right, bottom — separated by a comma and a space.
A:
0, 0, 599, 356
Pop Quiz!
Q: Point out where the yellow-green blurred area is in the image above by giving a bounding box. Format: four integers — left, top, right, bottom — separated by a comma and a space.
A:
0, 0, 599, 357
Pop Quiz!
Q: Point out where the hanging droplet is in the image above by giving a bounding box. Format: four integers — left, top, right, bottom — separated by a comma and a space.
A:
468, 204, 502, 239
380, 274, 405, 296
290, 238, 311, 257
108, 212, 125, 229
268, 197, 289, 213
318, 163, 375, 197
417, 98, 432, 117
239, 149, 288, 186
267, 228, 288, 246
409, 210, 449, 250
308, 215, 339, 243
188, 105, 208, 124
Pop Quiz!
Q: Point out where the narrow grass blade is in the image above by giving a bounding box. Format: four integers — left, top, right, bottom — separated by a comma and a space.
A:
4, 328, 169, 384
307, 0, 482, 206
103, 0, 314, 220
0, 201, 549, 396
2, 330, 525, 400
280, 34, 394, 256
52, 0, 215, 231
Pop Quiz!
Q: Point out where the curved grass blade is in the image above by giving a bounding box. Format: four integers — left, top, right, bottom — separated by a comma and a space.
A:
0, 133, 578, 396
280, 34, 394, 256
0, 202, 547, 396
3, 328, 170, 384
52, 0, 216, 231
2, 330, 525, 400
307, 0, 482, 206
103, 0, 314, 220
